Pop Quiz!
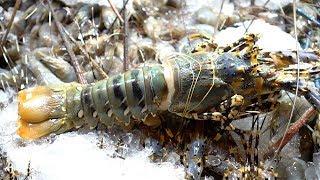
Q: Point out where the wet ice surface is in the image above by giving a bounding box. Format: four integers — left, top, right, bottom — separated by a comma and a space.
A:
0, 91, 185, 179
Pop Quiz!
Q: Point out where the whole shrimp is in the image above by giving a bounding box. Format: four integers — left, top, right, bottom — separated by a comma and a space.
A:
17, 33, 320, 141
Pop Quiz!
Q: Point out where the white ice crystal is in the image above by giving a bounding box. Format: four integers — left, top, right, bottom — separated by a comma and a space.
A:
0, 91, 185, 180
255, 0, 297, 10
60, 0, 124, 7
236, 0, 298, 10
59, 0, 134, 15
185, 0, 235, 16
215, 19, 301, 52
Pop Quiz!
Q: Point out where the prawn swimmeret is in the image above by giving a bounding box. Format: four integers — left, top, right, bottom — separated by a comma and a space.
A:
17, 33, 320, 140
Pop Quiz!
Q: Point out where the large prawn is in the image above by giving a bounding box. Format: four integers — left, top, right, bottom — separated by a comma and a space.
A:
17, 33, 320, 144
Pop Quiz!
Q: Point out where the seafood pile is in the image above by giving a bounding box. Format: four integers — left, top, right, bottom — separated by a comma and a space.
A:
0, 0, 320, 179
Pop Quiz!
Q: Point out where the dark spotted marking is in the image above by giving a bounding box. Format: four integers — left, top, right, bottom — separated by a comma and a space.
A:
223, 36, 253, 52
113, 76, 124, 101
81, 87, 96, 117
238, 43, 248, 51
223, 46, 231, 52
82, 88, 91, 105
131, 70, 143, 100
131, 70, 145, 109
113, 75, 128, 111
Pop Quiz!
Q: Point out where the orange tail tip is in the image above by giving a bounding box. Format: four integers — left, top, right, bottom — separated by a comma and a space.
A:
17, 85, 75, 139
18, 86, 54, 123
17, 118, 64, 140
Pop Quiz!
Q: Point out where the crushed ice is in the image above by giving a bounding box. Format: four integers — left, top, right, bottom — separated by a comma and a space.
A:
0, 90, 185, 179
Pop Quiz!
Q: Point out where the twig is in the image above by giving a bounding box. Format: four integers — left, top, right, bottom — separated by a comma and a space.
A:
274, 0, 301, 155
271, 107, 317, 153
123, 0, 128, 71
244, 0, 270, 33
214, 0, 225, 35
47, 1, 87, 84
79, 49, 108, 79
278, 14, 314, 40
264, 0, 304, 165
106, 0, 130, 34
296, 7, 320, 28
72, 38, 109, 79
0, 0, 21, 48
71, 15, 108, 79
107, 0, 124, 23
